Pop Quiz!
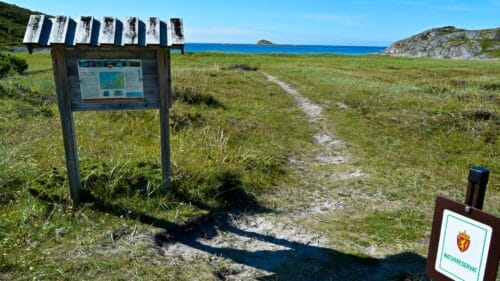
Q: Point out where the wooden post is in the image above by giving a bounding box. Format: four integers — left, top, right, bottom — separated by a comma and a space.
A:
157, 49, 172, 190
465, 166, 489, 210
168, 51, 173, 108
51, 46, 82, 203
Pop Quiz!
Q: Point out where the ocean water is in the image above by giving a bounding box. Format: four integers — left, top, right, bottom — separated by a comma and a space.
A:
182, 43, 386, 55
11, 43, 386, 55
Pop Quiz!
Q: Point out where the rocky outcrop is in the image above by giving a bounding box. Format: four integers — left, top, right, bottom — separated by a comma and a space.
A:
257, 39, 275, 45
383, 26, 500, 59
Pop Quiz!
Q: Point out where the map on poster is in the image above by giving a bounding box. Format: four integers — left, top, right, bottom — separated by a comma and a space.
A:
77, 59, 144, 101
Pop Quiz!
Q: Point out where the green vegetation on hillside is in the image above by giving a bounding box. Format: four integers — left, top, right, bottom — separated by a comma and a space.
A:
0, 1, 44, 50
0, 53, 498, 280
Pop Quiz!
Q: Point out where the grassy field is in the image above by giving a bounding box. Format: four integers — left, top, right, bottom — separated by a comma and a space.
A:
0, 52, 498, 280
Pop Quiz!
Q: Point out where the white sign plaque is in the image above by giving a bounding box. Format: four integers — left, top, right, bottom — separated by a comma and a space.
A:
435, 209, 493, 281
77, 59, 144, 101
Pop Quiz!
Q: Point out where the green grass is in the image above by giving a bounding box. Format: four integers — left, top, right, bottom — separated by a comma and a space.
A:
1, 52, 499, 280
259, 54, 499, 267
260, 54, 499, 199
0, 52, 314, 280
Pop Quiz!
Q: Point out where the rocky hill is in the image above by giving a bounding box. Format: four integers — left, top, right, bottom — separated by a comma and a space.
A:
384, 26, 500, 59
0, 1, 45, 50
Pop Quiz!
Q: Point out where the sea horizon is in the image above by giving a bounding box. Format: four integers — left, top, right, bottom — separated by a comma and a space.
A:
182, 43, 387, 55
11, 43, 387, 55
187, 42, 388, 47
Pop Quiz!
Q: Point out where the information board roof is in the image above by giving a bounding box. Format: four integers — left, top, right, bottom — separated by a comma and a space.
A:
23, 15, 184, 49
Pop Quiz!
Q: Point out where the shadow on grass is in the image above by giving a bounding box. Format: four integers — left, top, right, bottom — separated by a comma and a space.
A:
152, 211, 428, 281
29, 178, 427, 281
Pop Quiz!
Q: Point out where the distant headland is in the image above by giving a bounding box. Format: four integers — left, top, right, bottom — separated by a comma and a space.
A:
383, 26, 499, 59
257, 39, 275, 45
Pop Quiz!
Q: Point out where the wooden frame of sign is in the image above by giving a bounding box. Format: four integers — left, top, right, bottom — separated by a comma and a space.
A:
23, 15, 184, 203
51, 47, 172, 203
426, 196, 500, 281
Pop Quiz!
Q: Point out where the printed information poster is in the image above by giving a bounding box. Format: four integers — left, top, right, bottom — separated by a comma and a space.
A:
77, 59, 144, 101
435, 209, 493, 281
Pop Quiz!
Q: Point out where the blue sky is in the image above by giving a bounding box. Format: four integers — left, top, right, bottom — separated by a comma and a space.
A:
4, 0, 500, 46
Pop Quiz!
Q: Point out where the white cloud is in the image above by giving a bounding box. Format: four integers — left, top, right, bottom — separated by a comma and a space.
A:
301, 13, 362, 27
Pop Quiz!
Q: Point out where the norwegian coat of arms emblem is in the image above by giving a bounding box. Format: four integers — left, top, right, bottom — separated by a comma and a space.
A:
457, 230, 471, 252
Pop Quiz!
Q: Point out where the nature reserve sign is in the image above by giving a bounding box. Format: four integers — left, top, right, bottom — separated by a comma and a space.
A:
435, 209, 492, 280
426, 196, 499, 281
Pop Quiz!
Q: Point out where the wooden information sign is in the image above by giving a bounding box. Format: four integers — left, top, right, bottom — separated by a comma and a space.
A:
23, 15, 184, 203
426, 196, 499, 281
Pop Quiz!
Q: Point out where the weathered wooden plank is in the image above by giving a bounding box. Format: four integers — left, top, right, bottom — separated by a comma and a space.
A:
98, 17, 116, 45
122, 17, 139, 45
24, 14, 183, 49
166, 21, 172, 47
38, 17, 52, 46
159, 21, 168, 47
169, 18, 184, 46
167, 50, 173, 108
114, 19, 123, 46
74, 16, 94, 45
157, 49, 171, 189
146, 17, 160, 45
71, 102, 160, 111
65, 18, 77, 46
51, 46, 82, 203
137, 20, 146, 46
49, 16, 70, 45
90, 19, 100, 46
23, 15, 45, 44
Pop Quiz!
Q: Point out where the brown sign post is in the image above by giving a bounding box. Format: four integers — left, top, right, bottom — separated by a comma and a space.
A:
23, 15, 185, 203
426, 167, 499, 281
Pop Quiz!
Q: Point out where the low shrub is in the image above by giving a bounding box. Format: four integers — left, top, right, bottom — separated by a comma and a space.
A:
222, 64, 258, 71
173, 86, 225, 108
170, 110, 205, 131
0, 52, 28, 78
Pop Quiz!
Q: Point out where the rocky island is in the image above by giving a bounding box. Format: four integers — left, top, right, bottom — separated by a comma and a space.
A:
257, 39, 275, 45
383, 26, 499, 59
